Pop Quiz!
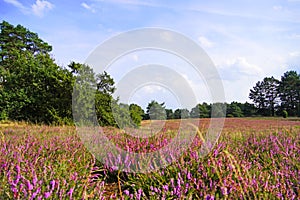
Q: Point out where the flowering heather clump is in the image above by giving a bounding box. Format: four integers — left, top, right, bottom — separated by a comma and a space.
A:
0, 118, 299, 199
0, 125, 106, 199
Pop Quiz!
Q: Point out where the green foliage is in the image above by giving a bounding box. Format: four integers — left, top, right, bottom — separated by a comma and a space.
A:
146, 100, 166, 120
0, 20, 123, 126
240, 102, 256, 117
0, 20, 124, 126
190, 103, 210, 118
249, 71, 300, 117
0, 21, 51, 62
0, 21, 74, 124
282, 110, 288, 118
111, 103, 132, 128
227, 102, 244, 117
129, 104, 144, 127
249, 76, 280, 116
0, 110, 7, 120
72, 62, 97, 126
174, 108, 190, 119
165, 109, 174, 119
180, 109, 190, 118
94, 77, 116, 127
93, 68, 124, 127
211, 102, 227, 118
173, 109, 181, 119
278, 70, 300, 117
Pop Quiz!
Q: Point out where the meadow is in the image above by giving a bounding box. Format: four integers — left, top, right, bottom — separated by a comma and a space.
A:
0, 118, 299, 199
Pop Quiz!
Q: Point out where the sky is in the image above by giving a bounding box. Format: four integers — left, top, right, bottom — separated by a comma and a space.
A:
1, 0, 300, 110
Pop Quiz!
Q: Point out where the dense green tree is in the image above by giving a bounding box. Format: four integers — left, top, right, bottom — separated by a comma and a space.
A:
129, 103, 144, 127
173, 109, 181, 119
165, 109, 174, 119
112, 103, 132, 128
146, 100, 166, 120
249, 76, 279, 116
239, 102, 256, 117
0, 21, 73, 124
72, 62, 97, 125
72, 62, 135, 127
180, 108, 190, 119
173, 108, 190, 119
190, 105, 200, 118
95, 71, 117, 126
190, 103, 210, 118
278, 71, 300, 116
0, 21, 51, 64
227, 102, 244, 117
210, 102, 226, 118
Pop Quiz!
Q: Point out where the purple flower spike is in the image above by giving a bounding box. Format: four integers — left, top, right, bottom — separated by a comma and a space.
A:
187, 171, 191, 180
206, 195, 215, 200
50, 180, 55, 190
26, 180, 33, 191
124, 190, 130, 196
67, 187, 74, 199
44, 192, 51, 199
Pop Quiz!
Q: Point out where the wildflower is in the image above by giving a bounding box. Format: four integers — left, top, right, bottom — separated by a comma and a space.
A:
71, 172, 78, 181
50, 180, 55, 190
184, 183, 189, 193
136, 188, 143, 200
26, 180, 33, 191
67, 187, 74, 199
187, 171, 191, 180
177, 178, 181, 186
170, 178, 174, 188
162, 184, 169, 192
123, 190, 130, 196
206, 195, 215, 200
221, 187, 228, 195
44, 192, 51, 198
32, 175, 38, 186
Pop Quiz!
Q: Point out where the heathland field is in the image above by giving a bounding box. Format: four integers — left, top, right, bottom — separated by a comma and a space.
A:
0, 118, 299, 199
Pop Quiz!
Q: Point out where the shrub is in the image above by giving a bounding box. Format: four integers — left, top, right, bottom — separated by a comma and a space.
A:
282, 110, 288, 118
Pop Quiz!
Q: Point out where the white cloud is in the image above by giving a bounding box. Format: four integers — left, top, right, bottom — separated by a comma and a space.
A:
198, 36, 214, 48
232, 57, 262, 76
3, 0, 27, 12
31, 0, 54, 17
81, 2, 96, 13
4, 0, 53, 17
142, 85, 165, 94
219, 57, 263, 80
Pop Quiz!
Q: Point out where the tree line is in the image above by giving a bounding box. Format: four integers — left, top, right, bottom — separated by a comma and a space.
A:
142, 100, 254, 120
0, 21, 299, 127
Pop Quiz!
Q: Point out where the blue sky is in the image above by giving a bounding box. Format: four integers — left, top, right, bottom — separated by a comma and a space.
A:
1, 0, 300, 109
